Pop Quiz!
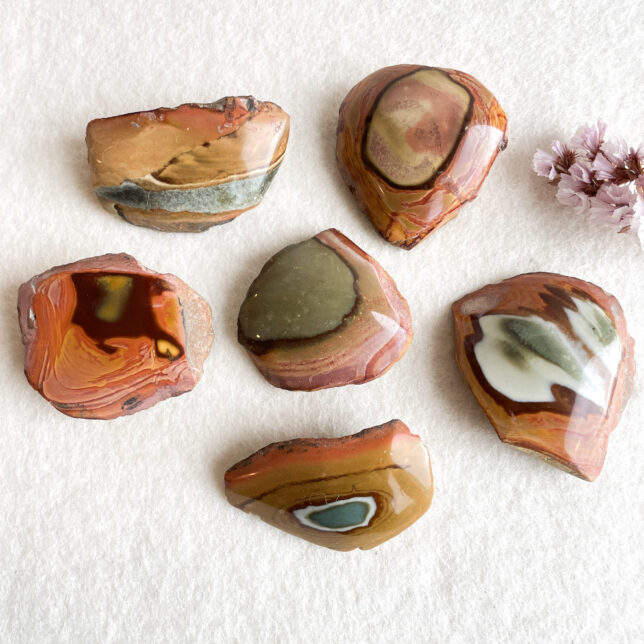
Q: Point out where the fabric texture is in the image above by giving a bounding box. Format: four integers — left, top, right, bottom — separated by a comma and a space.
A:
1, 1, 642, 642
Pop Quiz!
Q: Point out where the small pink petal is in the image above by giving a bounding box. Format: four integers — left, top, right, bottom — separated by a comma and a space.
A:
551, 140, 566, 158
596, 182, 633, 206
601, 138, 629, 165
569, 161, 593, 184
571, 118, 607, 157
588, 196, 615, 222
533, 149, 558, 180
556, 174, 590, 210
631, 142, 644, 164
591, 153, 615, 181
589, 196, 635, 230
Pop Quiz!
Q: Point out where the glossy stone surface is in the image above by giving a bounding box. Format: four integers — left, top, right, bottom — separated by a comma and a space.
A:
452, 273, 635, 481
225, 420, 433, 551
237, 228, 412, 390
336, 65, 507, 249
17, 254, 214, 419
86, 97, 289, 232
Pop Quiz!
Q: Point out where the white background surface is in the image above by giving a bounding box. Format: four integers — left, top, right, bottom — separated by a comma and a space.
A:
1, 1, 643, 642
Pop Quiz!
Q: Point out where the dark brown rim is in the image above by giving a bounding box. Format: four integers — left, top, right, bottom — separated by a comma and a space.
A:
360, 66, 474, 191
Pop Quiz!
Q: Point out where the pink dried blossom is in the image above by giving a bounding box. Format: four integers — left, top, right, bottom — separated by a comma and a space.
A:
569, 160, 594, 184
533, 118, 642, 247
601, 138, 630, 166
533, 149, 559, 180
533, 142, 579, 182
592, 182, 632, 208
571, 119, 607, 159
555, 161, 596, 210
557, 172, 591, 210
626, 143, 644, 176
632, 142, 644, 161
551, 141, 577, 173
591, 153, 615, 181
589, 184, 636, 231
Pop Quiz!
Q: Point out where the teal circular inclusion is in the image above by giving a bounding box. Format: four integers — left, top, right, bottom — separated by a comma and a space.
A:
307, 501, 371, 529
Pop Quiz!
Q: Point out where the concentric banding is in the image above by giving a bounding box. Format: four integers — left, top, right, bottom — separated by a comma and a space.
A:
363, 67, 473, 189
223, 420, 433, 550
336, 64, 507, 249
292, 496, 378, 532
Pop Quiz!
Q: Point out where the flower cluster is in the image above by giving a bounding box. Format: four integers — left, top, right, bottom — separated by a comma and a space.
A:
533, 119, 643, 245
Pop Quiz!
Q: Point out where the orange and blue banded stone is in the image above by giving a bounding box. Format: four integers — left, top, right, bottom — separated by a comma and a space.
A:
86, 97, 289, 232
224, 420, 434, 551
17, 254, 214, 419
452, 273, 635, 481
336, 65, 507, 249
237, 228, 413, 391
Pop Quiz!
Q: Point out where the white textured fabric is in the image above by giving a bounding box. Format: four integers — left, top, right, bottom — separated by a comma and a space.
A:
1, 1, 642, 642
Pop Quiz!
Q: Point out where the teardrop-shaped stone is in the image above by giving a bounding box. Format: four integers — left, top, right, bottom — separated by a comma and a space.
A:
224, 420, 433, 551
452, 273, 635, 481
336, 65, 507, 249
237, 228, 412, 390
17, 254, 214, 419
86, 97, 289, 232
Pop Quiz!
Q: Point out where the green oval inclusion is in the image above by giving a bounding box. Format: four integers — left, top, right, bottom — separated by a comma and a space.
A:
589, 307, 616, 346
238, 238, 357, 342
501, 317, 582, 380
307, 501, 370, 529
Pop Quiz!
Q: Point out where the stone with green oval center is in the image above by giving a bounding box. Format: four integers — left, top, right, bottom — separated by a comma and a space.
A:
224, 420, 433, 551
238, 238, 357, 342
236, 228, 413, 391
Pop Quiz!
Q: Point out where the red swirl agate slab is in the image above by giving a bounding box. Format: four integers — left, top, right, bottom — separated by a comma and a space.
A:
452, 273, 635, 481
17, 254, 214, 419
237, 228, 413, 390
336, 65, 507, 249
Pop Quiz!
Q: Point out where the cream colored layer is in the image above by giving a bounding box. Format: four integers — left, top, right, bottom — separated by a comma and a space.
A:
365, 68, 470, 186
474, 304, 621, 408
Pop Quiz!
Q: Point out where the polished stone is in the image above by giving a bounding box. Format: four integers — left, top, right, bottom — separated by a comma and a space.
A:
86, 97, 289, 232
224, 420, 433, 551
237, 228, 413, 390
17, 254, 214, 419
238, 238, 356, 342
452, 272, 635, 481
336, 65, 507, 249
